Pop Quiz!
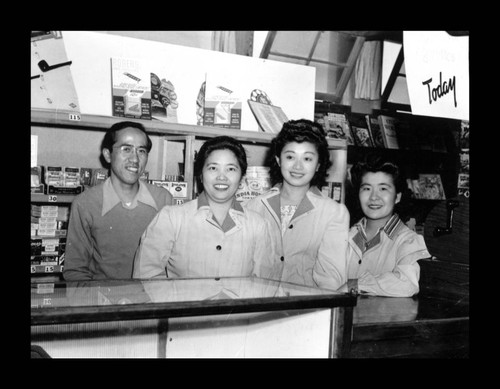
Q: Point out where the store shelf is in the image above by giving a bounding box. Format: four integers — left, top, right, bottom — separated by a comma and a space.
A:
31, 108, 347, 150
31, 264, 63, 274
31, 193, 76, 203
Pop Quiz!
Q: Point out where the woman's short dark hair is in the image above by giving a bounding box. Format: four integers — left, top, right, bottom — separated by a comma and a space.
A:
101, 121, 152, 153
194, 136, 248, 194
350, 153, 406, 194
269, 119, 331, 189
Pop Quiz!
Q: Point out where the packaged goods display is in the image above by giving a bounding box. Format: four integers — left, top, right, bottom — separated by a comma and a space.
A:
235, 166, 271, 204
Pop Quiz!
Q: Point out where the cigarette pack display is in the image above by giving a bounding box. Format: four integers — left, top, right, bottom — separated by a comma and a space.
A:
79, 167, 93, 186
38, 228, 56, 236
41, 205, 58, 211
57, 206, 70, 221
111, 57, 151, 120
322, 182, 342, 203
91, 168, 109, 187
203, 75, 242, 129
45, 166, 64, 186
39, 221, 57, 230
40, 209, 58, 218
149, 180, 171, 191
31, 166, 45, 193
38, 216, 57, 224
31, 184, 45, 194
31, 239, 42, 256
31, 206, 41, 217
54, 229, 67, 237
170, 181, 188, 198
63, 167, 81, 187
31, 255, 59, 266
47, 185, 83, 195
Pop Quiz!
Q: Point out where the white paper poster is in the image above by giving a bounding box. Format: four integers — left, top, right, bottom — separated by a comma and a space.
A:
31, 31, 81, 113
31, 135, 38, 167
403, 31, 469, 120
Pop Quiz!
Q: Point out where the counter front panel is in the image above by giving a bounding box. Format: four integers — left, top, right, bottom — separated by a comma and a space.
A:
31, 277, 356, 358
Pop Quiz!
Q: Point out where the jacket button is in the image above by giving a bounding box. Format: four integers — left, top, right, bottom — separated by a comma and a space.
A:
216, 245, 222, 250
280, 256, 284, 261
289, 224, 293, 229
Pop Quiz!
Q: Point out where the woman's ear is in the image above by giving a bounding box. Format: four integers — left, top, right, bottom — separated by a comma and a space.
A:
102, 148, 112, 164
395, 192, 402, 204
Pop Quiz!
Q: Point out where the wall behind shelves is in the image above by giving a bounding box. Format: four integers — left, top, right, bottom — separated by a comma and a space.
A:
37, 31, 315, 133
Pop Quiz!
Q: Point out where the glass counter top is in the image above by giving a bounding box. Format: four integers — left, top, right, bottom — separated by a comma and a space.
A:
31, 277, 356, 325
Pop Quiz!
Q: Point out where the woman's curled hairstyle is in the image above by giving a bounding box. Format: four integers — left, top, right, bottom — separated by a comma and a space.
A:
269, 119, 332, 189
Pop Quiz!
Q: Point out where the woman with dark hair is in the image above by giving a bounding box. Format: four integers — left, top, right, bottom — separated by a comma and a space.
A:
339, 153, 430, 297
245, 119, 350, 290
133, 136, 276, 279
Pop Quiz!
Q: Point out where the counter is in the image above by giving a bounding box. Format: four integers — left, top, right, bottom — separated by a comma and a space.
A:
31, 276, 356, 358
349, 292, 469, 358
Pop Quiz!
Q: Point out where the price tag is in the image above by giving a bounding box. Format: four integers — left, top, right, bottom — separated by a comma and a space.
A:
31, 266, 36, 273
44, 265, 55, 273
69, 113, 81, 121
48, 195, 58, 202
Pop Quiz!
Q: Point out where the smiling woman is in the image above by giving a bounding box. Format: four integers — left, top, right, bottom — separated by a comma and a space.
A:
342, 154, 431, 297
245, 119, 350, 291
132, 136, 280, 281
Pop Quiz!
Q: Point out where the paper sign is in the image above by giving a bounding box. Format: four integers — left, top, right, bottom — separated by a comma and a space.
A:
403, 31, 469, 120
31, 32, 80, 113
31, 135, 38, 167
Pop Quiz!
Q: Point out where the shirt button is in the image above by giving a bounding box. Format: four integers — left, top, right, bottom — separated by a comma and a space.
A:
358, 260, 362, 264
280, 256, 284, 262
289, 224, 293, 229
216, 245, 222, 251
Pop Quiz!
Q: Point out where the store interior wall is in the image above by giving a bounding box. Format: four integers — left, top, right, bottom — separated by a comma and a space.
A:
95, 31, 403, 109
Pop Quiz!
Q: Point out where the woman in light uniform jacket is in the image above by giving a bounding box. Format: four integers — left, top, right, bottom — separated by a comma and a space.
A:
245, 119, 350, 290
338, 154, 431, 297
133, 136, 277, 280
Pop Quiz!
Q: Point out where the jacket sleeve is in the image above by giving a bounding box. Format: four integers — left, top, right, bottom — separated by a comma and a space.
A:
132, 207, 175, 279
358, 234, 430, 297
62, 198, 94, 281
312, 202, 350, 291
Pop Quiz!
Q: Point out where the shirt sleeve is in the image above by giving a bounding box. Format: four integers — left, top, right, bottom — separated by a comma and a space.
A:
312, 202, 350, 291
358, 234, 430, 297
62, 199, 94, 281
132, 206, 175, 279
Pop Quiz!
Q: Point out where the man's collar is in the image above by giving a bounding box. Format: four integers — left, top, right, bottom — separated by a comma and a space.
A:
101, 178, 158, 216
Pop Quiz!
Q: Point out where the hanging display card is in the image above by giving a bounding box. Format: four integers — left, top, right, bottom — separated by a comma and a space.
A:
403, 31, 469, 121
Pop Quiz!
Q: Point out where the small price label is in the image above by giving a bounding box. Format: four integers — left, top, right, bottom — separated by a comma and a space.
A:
69, 113, 81, 121
31, 266, 36, 273
48, 195, 58, 202
44, 265, 55, 273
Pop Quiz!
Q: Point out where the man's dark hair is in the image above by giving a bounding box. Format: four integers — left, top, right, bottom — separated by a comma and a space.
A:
101, 121, 152, 153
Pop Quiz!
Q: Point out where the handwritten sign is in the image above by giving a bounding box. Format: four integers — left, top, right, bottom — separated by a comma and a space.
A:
404, 31, 468, 120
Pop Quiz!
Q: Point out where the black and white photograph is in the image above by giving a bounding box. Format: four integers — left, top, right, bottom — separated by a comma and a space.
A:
31, 31, 469, 359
